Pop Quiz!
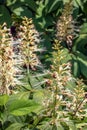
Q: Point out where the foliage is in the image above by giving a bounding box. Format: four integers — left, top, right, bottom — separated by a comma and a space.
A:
0, 0, 87, 130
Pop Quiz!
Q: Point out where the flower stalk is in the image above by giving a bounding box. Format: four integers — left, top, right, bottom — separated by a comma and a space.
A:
18, 17, 40, 88
0, 23, 15, 94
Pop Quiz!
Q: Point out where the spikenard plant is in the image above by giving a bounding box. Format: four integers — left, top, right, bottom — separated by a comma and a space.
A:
17, 16, 46, 90
36, 40, 87, 130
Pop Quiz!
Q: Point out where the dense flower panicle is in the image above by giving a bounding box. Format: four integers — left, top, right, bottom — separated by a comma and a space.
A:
56, 1, 75, 49
19, 17, 40, 70
0, 23, 23, 95
43, 40, 73, 109
0, 23, 15, 94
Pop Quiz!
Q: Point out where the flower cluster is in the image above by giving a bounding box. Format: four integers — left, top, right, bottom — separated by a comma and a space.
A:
56, 1, 74, 49
43, 40, 86, 127
43, 40, 74, 115
19, 17, 40, 70
0, 23, 16, 94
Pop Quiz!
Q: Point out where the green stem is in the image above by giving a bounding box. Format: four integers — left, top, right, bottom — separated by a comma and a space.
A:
26, 41, 33, 89
53, 85, 58, 121
26, 64, 32, 88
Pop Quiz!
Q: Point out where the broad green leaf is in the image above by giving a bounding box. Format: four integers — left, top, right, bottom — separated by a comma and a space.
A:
11, 6, 32, 17
76, 51, 87, 78
45, 0, 62, 13
44, 0, 49, 6
24, 0, 37, 12
71, 55, 80, 77
44, 15, 54, 27
6, 123, 24, 130
8, 99, 41, 116
6, 93, 28, 106
36, 1, 45, 18
33, 90, 44, 103
73, 36, 87, 55
74, 0, 83, 10
7, 115, 25, 124
0, 94, 9, 106
73, 23, 87, 55
7, 0, 37, 12
80, 23, 87, 34
83, 1, 87, 15
0, 5, 11, 26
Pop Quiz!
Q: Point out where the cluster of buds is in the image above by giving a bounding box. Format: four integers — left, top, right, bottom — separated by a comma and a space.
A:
56, 1, 74, 49
51, 40, 73, 86
0, 23, 16, 94
19, 17, 40, 70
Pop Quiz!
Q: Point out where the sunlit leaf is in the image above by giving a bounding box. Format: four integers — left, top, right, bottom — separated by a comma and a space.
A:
6, 0, 17, 6
0, 95, 9, 106
8, 99, 41, 116
6, 123, 24, 130
11, 6, 32, 17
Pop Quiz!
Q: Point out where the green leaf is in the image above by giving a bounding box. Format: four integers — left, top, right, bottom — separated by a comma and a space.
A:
74, 0, 84, 11
11, 6, 32, 17
8, 99, 41, 116
36, 1, 45, 18
0, 94, 9, 106
73, 23, 87, 55
6, 0, 17, 6
24, 0, 37, 12
83, 1, 87, 15
6, 123, 24, 130
7, 115, 25, 124
71, 55, 80, 77
76, 51, 87, 78
80, 23, 87, 34
33, 90, 44, 103
45, 0, 62, 13
0, 5, 11, 26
